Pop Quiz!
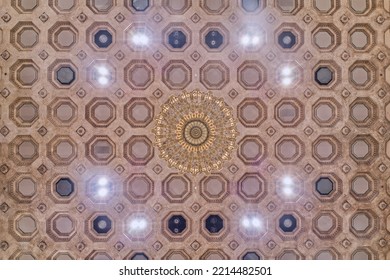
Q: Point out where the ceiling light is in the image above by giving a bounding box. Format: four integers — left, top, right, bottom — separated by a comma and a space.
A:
97, 76, 109, 85
131, 33, 150, 46
97, 176, 109, 187
240, 35, 251, 46
281, 66, 293, 76
252, 36, 260, 45
128, 217, 148, 232
281, 77, 293, 86
282, 176, 293, 186
280, 176, 297, 198
241, 215, 263, 230
96, 66, 109, 76
240, 33, 263, 47
279, 65, 297, 87
97, 186, 109, 198
282, 185, 294, 196
92, 65, 111, 86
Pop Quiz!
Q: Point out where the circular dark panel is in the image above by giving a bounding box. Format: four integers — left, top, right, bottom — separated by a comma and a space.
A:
168, 30, 187, 49
315, 67, 333, 85
205, 214, 224, 233
242, 0, 260, 12
94, 30, 113, 48
55, 178, 74, 197
205, 30, 223, 49
56, 67, 75, 85
93, 215, 112, 234
315, 177, 334, 195
168, 215, 187, 234
242, 252, 261, 260
131, 253, 149, 260
278, 31, 296, 49
132, 0, 149, 11
279, 214, 297, 233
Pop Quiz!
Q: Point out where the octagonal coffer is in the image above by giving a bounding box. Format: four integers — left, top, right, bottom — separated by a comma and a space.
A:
201, 0, 229, 14
163, 23, 191, 52
9, 212, 38, 242
200, 23, 229, 52
200, 211, 229, 242
313, 61, 341, 89
162, 173, 192, 203
312, 23, 341, 52
48, 21, 78, 51
124, 97, 154, 128
162, 60, 192, 90
275, 0, 303, 15
85, 212, 115, 242
86, 0, 115, 14
348, 0, 374, 15
238, 135, 267, 165
313, 210, 342, 240
240, 0, 265, 13
10, 21, 40, 51
276, 211, 304, 240
9, 135, 39, 166
237, 98, 267, 128
127, 0, 150, 12
275, 23, 304, 52
168, 215, 187, 234
55, 178, 74, 196
124, 60, 154, 90
313, 173, 342, 203
124, 173, 154, 204
200, 173, 229, 203
48, 59, 77, 89
279, 214, 297, 233
162, 0, 191, 14
312, 97, 342, 127
275, 135, 305, 164
349, 61, 376, 90
10, 59, 39, 89
47, 97, 78, 127
127, 252, 150, 260
313, 0, 340, 14
86, 97, 116, 128
205, 214, 224, 234
49, 0, 76, 13
86, 22, 116, 51
350, 173, 378, 202
9, 97, 39, 127
11, 0, 39, 13
241, 251, 262, 260
8, 174, 38, 203
93, 215, 112, 234
47, 212, 77, 242
200, 60, 229, 90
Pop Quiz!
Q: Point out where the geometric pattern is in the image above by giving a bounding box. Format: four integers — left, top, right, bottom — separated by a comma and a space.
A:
0, 1, 390, 260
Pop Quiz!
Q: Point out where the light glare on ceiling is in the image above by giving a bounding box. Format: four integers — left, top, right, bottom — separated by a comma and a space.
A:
241, 215, 263, 230
279, 65, 296, 87
240, 33, 262, 47
131, 33, 150, 46
98, 176, 109, 187
128, 217, 148, 232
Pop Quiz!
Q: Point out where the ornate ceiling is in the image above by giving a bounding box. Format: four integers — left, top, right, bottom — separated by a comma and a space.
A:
1, 0, 390, 260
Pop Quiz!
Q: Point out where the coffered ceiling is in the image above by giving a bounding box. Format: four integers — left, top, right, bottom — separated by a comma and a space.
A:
1, 0, 390, 260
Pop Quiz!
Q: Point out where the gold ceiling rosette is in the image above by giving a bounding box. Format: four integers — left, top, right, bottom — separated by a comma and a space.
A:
153, 90, 238, 175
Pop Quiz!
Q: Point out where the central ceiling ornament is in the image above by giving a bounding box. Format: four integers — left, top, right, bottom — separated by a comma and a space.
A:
153, 89, 238, 175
